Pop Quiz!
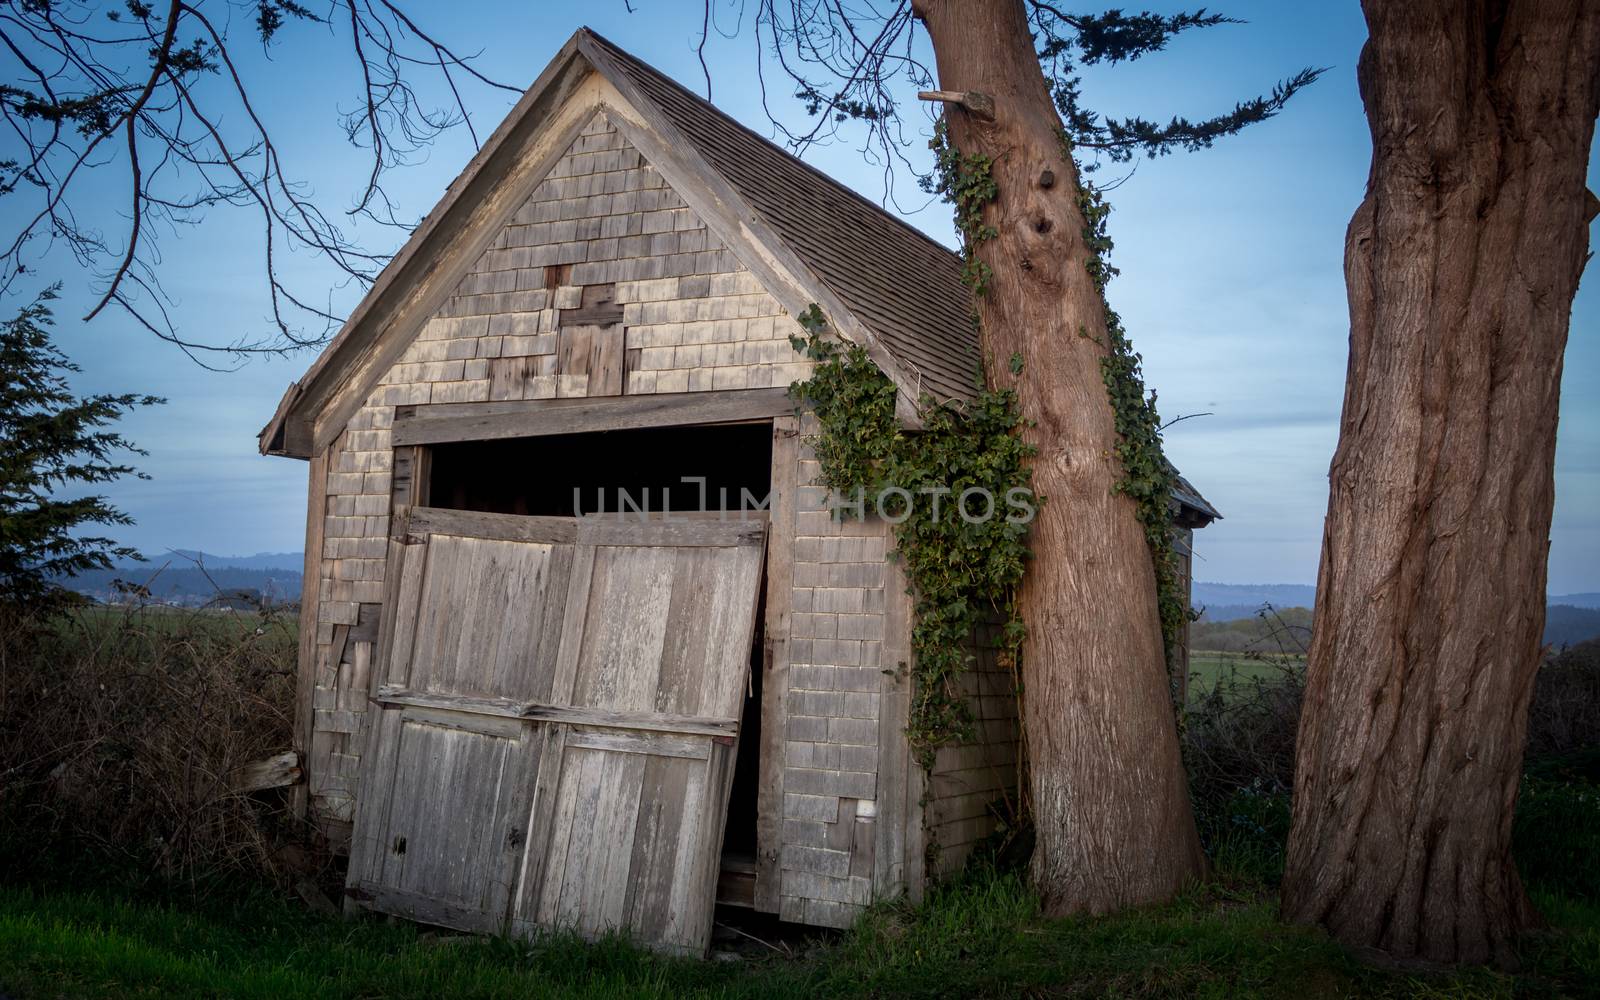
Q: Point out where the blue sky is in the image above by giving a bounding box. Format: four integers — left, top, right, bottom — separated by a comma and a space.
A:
13, 2, 1598, 591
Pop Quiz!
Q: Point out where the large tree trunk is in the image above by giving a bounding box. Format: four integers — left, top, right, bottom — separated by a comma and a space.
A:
1282, 0, 1600, 967
913, 0, 1206, 913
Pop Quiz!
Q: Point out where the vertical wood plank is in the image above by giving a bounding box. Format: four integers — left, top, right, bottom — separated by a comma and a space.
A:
511, 724, 568, 931
385, 538, 430, 687
548, 543, 598, 705
876, 541, 914, 898
755, 415, 798, 913
411, 447, 432, 507
557, 325, 592, 376
574, 750, 648, 934
571, 546, 676, 711
620, 754, 691, 931
293, 448, 330, 820
588, 323, 625, 396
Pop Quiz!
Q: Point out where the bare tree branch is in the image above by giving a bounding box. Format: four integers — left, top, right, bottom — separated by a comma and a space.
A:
0, 0, 520, 358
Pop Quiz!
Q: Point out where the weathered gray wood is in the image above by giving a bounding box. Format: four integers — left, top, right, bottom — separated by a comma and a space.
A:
875, 550, 913, 898
231, 750, 303, 792
563, 282, 625, 326
329, 624, 351, 676
620, 754, 692, 930
381, 715, 531, 915
754, 415, 798, 913
576, 515, 766, 548
516, 518, 765, 955
510, 723, 568, 935
349, 501, 766, 956
347, 538, 419, 896
390, 445, 430, 510
566, 728, 711, 760
376, 686, 736, 737
570, 544, 676, 712
557, 324, 592, 377
383, 537, 429, 687
400, 706, 525, 740
389, 387, 796, 446
523, 704, 737, 737
407, 506, 578, 545
349, 603, 383, 644
548, 543, 598, 706
346, 513, 578, 933
293, 449, 329, 819
346, 884, 506, 936
572, 750, 648, 935
587, 323, 625, 396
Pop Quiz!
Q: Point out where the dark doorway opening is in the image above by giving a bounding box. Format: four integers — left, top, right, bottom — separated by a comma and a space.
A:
427, 421, 773, 516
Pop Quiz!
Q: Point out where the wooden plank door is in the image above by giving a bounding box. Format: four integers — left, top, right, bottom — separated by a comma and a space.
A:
346, 508, 578, 932
347, 507, 767, 955
510, 515, 767, 955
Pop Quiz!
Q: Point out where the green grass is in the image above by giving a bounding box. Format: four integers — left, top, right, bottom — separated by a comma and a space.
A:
60, 601, 299, 646
1, 861, 1594, 999
1188, 651, 1305, 701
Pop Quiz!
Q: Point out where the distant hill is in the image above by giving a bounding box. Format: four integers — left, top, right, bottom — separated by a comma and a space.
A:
1194, 583, 1600, 648
166, 550, 304, 572
1195, 603, 1285, 624
57, 560, 302, 608
1552, 593, 1600, 610
1193, 583, 1317, 613
1546, 605, 1600, 647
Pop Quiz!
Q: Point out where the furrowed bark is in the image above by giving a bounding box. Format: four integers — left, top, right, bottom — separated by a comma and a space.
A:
1283, 0, 1600, 967
913, 0, 1206, 914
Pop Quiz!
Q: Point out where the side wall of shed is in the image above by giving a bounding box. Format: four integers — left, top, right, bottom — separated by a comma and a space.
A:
920, 623, 1021, 879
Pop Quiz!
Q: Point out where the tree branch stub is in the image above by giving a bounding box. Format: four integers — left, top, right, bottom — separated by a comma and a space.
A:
917, 89, 996, 120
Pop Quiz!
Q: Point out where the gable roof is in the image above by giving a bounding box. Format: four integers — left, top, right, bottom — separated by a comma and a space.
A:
258, 27, 975, 459
580, 32, 979, 403
259, 27, 1217, 522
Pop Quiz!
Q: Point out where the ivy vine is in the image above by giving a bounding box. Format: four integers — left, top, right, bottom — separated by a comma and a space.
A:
1078, 179, 1190, 692
787, 306, 1033, 770
923, 118, 998, 295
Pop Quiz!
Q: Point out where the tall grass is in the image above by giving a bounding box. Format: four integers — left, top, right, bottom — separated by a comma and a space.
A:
0, 604, 304, 882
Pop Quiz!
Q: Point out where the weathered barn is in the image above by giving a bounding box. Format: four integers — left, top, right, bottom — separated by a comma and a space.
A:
261, 27, 1218, 955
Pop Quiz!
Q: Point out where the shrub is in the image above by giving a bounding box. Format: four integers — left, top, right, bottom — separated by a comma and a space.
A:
0, 603, 303, 882
1183, 661, 1302, 828
1182, 640, 1600, 897
1526, 639, 1600, 758
1516, 749, 1600, 900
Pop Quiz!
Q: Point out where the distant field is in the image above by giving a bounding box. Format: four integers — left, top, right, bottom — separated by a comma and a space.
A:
1187, 650, 1304, 701
57, 603, 299, 653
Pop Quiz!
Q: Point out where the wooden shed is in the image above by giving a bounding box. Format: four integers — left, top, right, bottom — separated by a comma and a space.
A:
261, 27, 1218, 955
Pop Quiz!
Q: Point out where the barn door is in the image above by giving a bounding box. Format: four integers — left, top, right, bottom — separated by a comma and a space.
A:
346, 507, 578, 932
346, 507, 766, 956
508, 515, 766, 954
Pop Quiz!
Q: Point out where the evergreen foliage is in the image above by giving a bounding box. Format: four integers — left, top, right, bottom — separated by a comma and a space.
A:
1031, 6, 1325, 171
0, 289, 162, 609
